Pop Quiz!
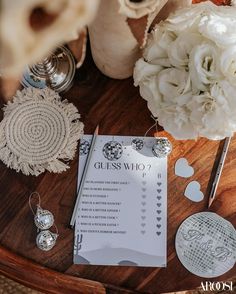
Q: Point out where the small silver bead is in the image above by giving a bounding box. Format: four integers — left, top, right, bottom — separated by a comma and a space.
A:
36, 230, 58, 251
152, 138, 172, 158
34, 207, 54, 230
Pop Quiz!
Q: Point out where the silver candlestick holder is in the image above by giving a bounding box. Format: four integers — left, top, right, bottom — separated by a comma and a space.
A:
21, 45, 76, 93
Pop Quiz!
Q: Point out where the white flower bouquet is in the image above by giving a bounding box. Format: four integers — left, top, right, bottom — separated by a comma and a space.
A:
134, 1, 236, 140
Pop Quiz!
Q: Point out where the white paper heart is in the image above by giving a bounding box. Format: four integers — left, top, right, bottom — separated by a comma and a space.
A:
184, 181, 204, 202
175, 158, 194, 178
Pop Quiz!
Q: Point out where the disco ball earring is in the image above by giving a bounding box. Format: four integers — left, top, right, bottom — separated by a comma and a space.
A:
29, 192, 58, 251
29, 192, 54, 230
144, 116, 172, 158
36, 226, 58, 251
152, 137, 172, 158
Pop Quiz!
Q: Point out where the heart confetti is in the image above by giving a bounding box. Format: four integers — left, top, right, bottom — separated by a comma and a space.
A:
184, 181, 204, 202
175, 158, 194, 178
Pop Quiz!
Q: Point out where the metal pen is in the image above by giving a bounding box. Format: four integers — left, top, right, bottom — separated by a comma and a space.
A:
208, 136, 231, 208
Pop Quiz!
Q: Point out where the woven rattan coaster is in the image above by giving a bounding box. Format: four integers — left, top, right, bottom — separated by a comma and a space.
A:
0, 87, 84, 176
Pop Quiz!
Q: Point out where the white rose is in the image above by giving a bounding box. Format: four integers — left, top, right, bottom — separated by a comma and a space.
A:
188, 81, 236, 140
133, 1, 236, 141
198, 7, 236, 48
139, 77, 161, 117
143, 25, 176, 67
157, 101, 198, 140
220, 46, 236, 86
133, 58, 162, 85
142, 81, 162, 117
134, 58, 162, 116
189, 43, 223, 92
157, 68, 190, 99
165, 2, 215, 33
138, 66, 197, 139
156, 69, 196, 139
168, 32, 204, 68
118, 0, 168, 19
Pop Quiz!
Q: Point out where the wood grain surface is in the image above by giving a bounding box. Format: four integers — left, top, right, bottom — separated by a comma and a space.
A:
0, 52, 235, 294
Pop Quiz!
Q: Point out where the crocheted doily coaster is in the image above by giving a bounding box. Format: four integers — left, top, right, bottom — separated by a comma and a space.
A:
0, 87, 84, 176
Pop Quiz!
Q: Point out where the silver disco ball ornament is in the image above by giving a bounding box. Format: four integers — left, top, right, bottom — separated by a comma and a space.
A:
131, 138, 144, 151
36, 230, 58, 251
152, 138, 172, 158
34, 206, 54, 230
80, 139, 90, 156
103, 141, 123, 161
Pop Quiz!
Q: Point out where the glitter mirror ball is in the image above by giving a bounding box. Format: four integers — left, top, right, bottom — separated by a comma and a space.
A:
36, 230, 58, 251
34, 207, 54, 230
152, 138, 172, 158
102, 141, 123, 161
131, 138, 144, 151
80, 139, 91, 156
